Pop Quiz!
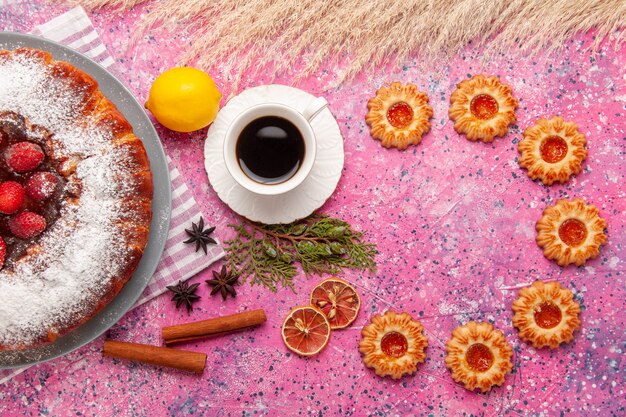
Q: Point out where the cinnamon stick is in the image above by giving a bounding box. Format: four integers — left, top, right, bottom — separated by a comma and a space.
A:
103, 340, 206, 374
162, 309, 267, 345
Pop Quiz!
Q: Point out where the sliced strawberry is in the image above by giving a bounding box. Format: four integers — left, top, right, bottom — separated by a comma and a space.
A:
25, 172, 58, 201
0, 237, 6, 269
5, 142, 45, 173
9, 211, 47, 239
0, 181, 25, 214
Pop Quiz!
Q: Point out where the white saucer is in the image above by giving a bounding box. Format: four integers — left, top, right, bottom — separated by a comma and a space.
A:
205, 85, 344, 224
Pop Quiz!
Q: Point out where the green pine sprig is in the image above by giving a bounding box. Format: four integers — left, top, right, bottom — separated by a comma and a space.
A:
224, 214, 377, 292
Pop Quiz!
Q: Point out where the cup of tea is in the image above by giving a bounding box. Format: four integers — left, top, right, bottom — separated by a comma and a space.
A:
223, 97, 327, 195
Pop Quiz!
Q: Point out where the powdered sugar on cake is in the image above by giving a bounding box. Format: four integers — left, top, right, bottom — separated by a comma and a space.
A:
0, 52, 150, 348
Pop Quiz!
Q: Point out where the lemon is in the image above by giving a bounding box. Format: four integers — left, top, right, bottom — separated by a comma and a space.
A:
145, 67, 222, 133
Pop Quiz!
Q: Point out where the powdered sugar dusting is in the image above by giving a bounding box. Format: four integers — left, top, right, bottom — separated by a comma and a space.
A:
0, 51, 145, 347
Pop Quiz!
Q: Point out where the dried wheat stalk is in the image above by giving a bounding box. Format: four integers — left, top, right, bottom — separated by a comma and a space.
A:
75, 0, 626, 85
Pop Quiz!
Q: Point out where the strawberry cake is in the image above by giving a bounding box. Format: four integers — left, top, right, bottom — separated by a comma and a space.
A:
0, 48, 153, 351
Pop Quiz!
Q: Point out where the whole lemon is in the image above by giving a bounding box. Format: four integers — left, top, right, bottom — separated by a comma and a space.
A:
145, 67, 222, 133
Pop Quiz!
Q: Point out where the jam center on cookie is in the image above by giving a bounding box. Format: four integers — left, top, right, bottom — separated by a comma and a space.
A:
380, 331, 408, 358
558, 218, 587, 247
470, 94, 499, 120
386, 102, 414, 129
540, 135, 568, 163
465, 343, 494, 373
534, 301, 563, 329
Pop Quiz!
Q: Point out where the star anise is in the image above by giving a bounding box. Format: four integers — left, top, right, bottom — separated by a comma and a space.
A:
205, 265, 239, 300
184, 216, 217, 254
166, 280, 201, 313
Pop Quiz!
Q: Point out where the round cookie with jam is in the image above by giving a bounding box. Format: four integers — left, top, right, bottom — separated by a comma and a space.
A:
365, 82, 433, 150
359, 310, 428, 379
518, 116, 587, 185
535, 198, 607, 267
449, 75, 518, 142
512, 280, 581, 349
445, 321, 513, 392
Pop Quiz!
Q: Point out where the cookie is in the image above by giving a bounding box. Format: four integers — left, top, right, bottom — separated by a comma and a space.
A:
449, 75, 518, 142
365, 82, 433, 150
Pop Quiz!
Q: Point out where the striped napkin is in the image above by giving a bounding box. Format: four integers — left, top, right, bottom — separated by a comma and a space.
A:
0, 6, 225, 384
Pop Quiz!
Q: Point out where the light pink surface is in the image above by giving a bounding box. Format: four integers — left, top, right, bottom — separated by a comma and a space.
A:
1, 3, 624, 416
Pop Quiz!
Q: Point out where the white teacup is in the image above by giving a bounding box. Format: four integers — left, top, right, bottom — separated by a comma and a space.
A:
223, 97, 327, 195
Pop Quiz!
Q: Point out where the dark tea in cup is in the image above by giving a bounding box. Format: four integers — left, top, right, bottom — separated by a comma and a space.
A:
223, 98, 327, 195
236, 116, 305, 184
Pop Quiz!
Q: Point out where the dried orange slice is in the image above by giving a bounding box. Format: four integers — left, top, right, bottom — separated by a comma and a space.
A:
281, 306, 331, 356
310, 277, 361, 329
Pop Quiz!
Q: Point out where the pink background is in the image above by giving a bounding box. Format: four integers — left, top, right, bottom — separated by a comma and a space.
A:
1, 3, 624, 416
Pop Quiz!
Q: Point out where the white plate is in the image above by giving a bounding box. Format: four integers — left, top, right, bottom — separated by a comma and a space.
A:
205, 85, 344, 224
